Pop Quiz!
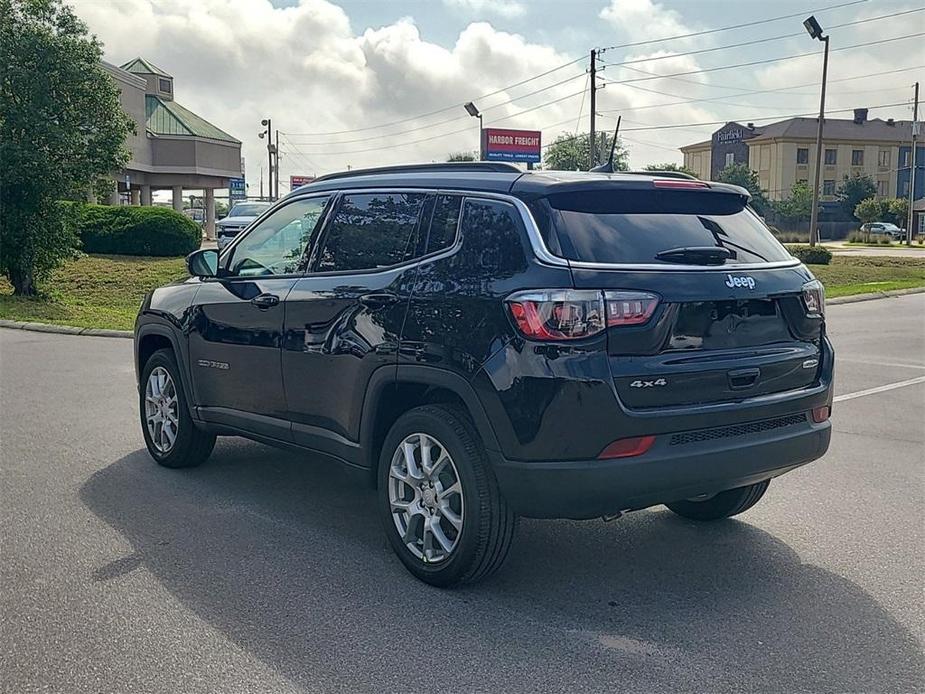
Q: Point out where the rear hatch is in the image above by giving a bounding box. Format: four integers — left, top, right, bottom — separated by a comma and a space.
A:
535, 182, 825, 410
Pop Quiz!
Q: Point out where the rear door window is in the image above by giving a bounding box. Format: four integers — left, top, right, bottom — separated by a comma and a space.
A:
424, 194, 462, 254
315, 192, 427, 272
542, 189, 791, 265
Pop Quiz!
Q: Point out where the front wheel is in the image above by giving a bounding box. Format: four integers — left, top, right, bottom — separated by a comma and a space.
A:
377, 405, 516, 587
665, 480, 770, 521
140, 348, 215, 468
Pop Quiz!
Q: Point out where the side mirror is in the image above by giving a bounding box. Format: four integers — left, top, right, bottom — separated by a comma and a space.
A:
187, 248, 220, 278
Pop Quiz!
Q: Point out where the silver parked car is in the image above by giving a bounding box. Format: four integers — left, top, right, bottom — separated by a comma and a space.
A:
860, 222, 905, 240
216, 202, 272, 250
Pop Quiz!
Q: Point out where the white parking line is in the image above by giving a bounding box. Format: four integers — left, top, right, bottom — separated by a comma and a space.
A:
836, 358, 925, 371
833, 376, 925, 403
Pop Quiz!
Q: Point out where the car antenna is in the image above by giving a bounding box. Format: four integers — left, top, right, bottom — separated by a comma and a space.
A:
590, 116, 621, 173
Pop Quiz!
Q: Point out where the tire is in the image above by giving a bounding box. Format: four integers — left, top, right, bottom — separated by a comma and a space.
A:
140, 348, 215, 469
665, 480, 770, 521
377, 404, 516, 587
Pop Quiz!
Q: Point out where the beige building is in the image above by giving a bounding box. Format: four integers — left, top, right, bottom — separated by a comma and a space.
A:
681, 109, 919, 206
102, 58, 243, 238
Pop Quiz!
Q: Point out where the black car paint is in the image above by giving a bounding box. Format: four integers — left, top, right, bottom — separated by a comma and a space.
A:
135, 169, 833, 519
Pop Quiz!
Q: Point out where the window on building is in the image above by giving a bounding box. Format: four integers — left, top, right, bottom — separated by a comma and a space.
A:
851, 149, 864, 166
824, 149, 837, 165
878, 150, 891, 168
822, 180, 836, 196
315, 192, 427, 272
900, 150, 911, 168
900, 181, 910, 197
877, 180, 887, 197
797, 148, 809, 164
158, 78, 172, 94
724, 152, 735, 167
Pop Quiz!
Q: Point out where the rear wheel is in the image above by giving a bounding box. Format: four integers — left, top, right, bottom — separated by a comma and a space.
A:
140, 349, 215, 469
665, 480, 769, 521
377, 404, 516, 587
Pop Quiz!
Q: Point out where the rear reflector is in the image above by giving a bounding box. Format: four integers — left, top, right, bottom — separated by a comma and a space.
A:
652, 179, 710, 189
811, 406, 830, 423
598, 435, 656, 459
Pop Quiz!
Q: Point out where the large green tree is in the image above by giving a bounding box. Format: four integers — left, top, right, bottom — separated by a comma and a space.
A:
544, 132, 628, 171
1, 0, 133, 295
836, 172, 877, 220
716, 163, 770, 215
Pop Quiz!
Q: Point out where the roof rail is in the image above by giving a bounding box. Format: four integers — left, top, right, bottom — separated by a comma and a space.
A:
312, 161, 523, 183
624, 170, 698, 180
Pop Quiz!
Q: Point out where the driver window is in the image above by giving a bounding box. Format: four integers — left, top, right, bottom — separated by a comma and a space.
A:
227, 196, 330, 277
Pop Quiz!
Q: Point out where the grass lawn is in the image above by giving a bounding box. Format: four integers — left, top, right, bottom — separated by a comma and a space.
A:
0, 254, 187, 331
809, 256, 925, 298
1, 253, 924, 332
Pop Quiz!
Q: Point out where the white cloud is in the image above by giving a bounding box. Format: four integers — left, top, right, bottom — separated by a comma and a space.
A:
443, 0, 526, 19
599, 0, 697, 45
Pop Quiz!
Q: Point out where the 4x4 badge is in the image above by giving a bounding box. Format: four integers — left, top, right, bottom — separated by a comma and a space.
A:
630, 378, 667, 388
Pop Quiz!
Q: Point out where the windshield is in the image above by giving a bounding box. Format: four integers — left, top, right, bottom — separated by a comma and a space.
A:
534, 189, 792, 265
228, 203, 270, 218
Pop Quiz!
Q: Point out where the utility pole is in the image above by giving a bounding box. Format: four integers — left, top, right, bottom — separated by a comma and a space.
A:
907, 81, 919, 246
804, 16, 829, 248
274, 128, 281, 200
589, 48, 597, 169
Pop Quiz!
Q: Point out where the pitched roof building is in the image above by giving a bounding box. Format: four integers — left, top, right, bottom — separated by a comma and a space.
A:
102, 58, 243, 238
680, 109, 923, 215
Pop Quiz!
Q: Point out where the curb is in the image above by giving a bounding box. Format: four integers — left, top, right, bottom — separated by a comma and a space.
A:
2, 287, 923, 339
0, 319, 132, 339
827, 286, 925, 305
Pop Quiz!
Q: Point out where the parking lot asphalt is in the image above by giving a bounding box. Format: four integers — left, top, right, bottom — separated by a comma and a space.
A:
1, 294, 923, 693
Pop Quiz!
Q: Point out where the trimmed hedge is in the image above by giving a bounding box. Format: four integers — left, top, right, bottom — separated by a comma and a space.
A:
787, 244, 833, 265
76, 204, 201, 256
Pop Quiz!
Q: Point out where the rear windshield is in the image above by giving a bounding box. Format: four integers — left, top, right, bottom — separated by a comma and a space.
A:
535, 189, 792, 265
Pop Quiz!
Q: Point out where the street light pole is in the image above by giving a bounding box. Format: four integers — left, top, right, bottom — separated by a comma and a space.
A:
464, 102, 483, 160
804, 16, 829, 248
907, 81, 919, 246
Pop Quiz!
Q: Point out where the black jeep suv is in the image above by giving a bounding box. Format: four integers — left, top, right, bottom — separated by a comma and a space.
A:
135, 162, 833, 586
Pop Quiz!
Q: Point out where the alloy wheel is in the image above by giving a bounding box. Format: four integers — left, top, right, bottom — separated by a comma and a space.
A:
388, 433, 464, 563
144, 366, 179, 454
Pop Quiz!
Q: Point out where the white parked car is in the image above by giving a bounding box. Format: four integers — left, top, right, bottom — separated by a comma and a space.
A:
860, 222, 905, 240
216, 202, 272, 250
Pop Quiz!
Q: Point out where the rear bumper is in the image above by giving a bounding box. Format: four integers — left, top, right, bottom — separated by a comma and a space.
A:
491, 416, 831, 519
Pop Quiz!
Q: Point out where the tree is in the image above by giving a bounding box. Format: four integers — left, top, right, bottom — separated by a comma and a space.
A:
716, 163, 770, 216
836, 172, 877, 220
883, 198, 909, 228
773, 181, 813, 226
643, 162, 697, 177
854, 197, 883, 240
447, 151, 477, 162
544, 132, 628, 171
0, 0, 133, 295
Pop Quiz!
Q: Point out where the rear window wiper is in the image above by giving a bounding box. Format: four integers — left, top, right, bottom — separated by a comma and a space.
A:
654, 246, 733, 265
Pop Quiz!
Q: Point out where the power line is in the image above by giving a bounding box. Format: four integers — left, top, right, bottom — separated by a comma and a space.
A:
598, 0, 869, 52
600, 32, 924, 88
284, 55, 587, 137
596, 65, 924, 115
283, 72, 587, 144
597, 7, 923, 74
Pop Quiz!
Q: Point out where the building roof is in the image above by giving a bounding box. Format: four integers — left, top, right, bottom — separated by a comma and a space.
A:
120, 57, 171, 77
745, 116, 913, 143
680, 139, 712, 152
145, 95, 240, 144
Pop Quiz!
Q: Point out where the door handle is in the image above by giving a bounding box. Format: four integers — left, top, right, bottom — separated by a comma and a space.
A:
251, 293, 280, 309
359, 292, 399, 308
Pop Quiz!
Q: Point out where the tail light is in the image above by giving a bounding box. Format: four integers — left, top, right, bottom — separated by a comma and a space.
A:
802, 279, 825, 317
653, 179, 709, 189
598, 435, 656, 459
505, 290, 659, 341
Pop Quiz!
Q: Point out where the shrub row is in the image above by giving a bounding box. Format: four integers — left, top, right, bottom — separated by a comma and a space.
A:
74, 204, 201, 257
787, 244, 833, 265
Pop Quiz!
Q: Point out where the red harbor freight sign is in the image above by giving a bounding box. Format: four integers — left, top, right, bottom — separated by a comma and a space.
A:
483, 128, 541, 163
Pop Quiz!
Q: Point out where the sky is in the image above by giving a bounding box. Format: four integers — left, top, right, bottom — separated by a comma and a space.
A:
70, 0, 924, 195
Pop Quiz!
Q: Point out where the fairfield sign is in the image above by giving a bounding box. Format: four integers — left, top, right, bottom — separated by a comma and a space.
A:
483, 128, 541, 163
